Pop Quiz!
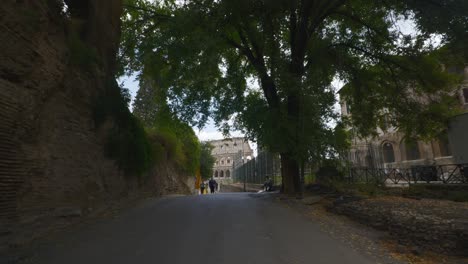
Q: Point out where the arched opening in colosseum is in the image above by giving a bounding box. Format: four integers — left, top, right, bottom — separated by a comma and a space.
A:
436, 133, 452, 157
214, 171, 218, 178
382, 142, 395, 163
226, 170, 230, 177
220, 171, 224, 177
401, 140, 421, 160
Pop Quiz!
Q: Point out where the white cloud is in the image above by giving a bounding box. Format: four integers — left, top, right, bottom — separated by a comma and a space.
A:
118, 73, 140, 112
196, 130, 228, 141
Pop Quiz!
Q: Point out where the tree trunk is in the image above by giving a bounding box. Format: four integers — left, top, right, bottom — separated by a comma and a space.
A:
280, 152, 301, 195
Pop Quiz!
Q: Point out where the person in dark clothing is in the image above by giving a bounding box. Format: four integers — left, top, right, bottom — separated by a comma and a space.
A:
208, 178, 216, 194
264, 176, 273, 192
200, 181, 206, 194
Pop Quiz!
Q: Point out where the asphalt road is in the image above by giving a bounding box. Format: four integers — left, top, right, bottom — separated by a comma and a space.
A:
20, 193, 376, 264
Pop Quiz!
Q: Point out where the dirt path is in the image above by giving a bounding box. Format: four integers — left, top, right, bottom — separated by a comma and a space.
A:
270, 192, 468, 264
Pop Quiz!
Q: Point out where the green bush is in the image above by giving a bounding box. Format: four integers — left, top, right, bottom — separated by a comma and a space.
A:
145, 129, 166, 163
304, 173, 316, 184
316, 165, 343, 185
93, 80, 152, 176
144, 119, 200, 175
105, 113, 152, 176
94, 77, 203, 177
199, 142, 215, 180
316, 164, 384, 197
155, 127, 184, 161
179, 128, 200, 174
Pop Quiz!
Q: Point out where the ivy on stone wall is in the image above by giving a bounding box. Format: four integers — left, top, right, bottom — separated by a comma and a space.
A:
66, 19, 100, 70
93, 79, 152, 176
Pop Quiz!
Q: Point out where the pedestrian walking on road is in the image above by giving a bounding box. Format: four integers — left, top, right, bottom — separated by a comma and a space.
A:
208, 178, 216, 194
200, 181, 206, 195
264, 176, 273, 192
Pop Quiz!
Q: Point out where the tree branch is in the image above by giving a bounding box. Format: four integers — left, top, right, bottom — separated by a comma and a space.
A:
223, 32, 280, 110
332, 9, 393, 43
331, 42, 431, 90
123, 4, 172, 19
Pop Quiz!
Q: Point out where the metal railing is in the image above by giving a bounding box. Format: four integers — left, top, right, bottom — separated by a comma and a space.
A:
232, 151, 282, 186
347, 164, 468, 185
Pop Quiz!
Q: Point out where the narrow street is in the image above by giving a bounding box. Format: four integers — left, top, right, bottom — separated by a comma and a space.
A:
14, 193, 380, 264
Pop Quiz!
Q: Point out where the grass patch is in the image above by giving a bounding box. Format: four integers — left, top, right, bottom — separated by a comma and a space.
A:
311, 164, 468, 202
322, 179, 386, 197
315, 165, 387, 197
404, 184, 468, 202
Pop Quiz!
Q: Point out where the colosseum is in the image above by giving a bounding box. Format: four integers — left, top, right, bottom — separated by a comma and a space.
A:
207, 137, 253, 184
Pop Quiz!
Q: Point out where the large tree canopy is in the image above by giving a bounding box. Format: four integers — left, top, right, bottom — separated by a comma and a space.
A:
119, 0, 467, 194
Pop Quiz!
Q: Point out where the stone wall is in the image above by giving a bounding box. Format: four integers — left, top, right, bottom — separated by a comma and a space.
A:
0, 0, 130, 234
0, 0, 193, 245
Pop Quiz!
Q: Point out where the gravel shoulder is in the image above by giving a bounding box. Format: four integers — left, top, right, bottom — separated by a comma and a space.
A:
262, 190, 468, 264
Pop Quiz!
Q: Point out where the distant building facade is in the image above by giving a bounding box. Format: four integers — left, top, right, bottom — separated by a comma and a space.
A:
340, 65, 468, 169
207, 137, 253, 184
